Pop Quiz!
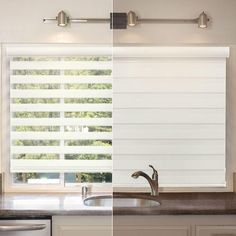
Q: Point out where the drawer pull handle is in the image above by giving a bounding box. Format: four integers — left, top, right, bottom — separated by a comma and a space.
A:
0, 224, 46, 232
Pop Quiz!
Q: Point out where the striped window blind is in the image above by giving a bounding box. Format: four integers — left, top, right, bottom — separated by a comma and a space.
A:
8, 45, 112, 185
113, 47, 229, 188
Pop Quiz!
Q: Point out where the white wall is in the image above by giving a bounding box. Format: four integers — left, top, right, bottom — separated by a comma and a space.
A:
113, 0, 236, 44
0, 0, 112, 43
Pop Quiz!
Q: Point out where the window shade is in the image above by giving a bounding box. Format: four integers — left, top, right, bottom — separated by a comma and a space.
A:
113, 47, 229, 188
9, 46, 112, 174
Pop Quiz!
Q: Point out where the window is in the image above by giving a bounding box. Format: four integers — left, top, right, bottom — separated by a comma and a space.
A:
2, 45, 230, 192
113, 47, 229, 190
2, 45, 112, 191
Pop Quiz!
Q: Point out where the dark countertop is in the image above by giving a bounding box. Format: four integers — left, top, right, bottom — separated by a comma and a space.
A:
1, 192, 236, 217
114, 192, 236, 215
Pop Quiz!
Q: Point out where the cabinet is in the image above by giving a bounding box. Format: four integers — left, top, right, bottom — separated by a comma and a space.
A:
52, 216, 112, 236
114, 215, 236, 236
114, 225, 190, 236
52, 215, 236, 236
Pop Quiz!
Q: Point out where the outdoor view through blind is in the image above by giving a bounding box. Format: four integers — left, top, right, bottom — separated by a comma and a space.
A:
7, 45, 112, 186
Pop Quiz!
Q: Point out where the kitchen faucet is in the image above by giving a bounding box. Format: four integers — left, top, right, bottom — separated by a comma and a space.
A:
131, 165, 159, 196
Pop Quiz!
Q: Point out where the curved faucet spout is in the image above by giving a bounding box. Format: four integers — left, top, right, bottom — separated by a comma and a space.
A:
131, 169, 159, 196
132, 171, 151, 180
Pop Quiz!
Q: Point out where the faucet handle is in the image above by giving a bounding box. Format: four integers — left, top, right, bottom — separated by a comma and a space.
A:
149, 165, 158, 181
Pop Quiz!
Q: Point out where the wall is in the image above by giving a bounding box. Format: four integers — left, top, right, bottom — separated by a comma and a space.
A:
113, 0, 236, 189
113, 0, 236, 44
0, 0, 112, 43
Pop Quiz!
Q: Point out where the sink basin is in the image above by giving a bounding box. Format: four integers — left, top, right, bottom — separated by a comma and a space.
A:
84, 195, 112, 207
83, 195, 160, 208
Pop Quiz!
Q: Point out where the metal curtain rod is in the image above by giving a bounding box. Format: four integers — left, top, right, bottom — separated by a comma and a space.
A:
43, 18, 110, 24
43, 11, 209, 29
138, 19, 198, 24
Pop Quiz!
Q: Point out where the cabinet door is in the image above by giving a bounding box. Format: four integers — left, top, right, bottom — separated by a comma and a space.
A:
55, 225, 112, 236
114, 226, 190, 236
52, 216, 112, 236
196, 226, 236, 236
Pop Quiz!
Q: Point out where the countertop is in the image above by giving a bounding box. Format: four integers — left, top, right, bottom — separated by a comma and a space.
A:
0, 193, 111, 218
114, 192, 236, 215
1, 192, 236, 217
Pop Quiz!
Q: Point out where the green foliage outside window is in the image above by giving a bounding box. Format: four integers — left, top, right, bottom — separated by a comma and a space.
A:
12, 56, 112, 185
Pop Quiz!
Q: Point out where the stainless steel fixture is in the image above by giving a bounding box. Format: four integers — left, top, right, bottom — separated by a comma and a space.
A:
84, 195, 160, 208
43, 10, 209, 29
131, 165, 159, 196
127, 11, 137, 27
81, 185, 88, 198
84, 195, 112, 207
43, 10, 109, 26
0, 219, 50, 236
57, 11, 69, 27
198, 11, 209, 28
127, 11, 209, 28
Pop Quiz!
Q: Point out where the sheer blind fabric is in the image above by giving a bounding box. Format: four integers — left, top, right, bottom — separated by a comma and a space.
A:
113, 47, 229, 188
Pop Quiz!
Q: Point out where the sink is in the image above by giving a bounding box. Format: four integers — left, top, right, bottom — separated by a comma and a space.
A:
84, 195, 112, 207
83, 195, 160, 208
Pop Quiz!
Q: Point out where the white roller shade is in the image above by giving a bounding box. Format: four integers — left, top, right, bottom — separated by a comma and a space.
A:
113, 46, 229, 188
9, 46, 112, 174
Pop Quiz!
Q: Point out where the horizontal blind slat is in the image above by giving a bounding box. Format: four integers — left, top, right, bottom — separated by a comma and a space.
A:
114, 60, 226, 77
113, 78, 225, 93
113, 170, 226, 187
10, 75, 112, 84
114, 93, 225, 108
10, 89, 113, 98
11, 146, 112, 154
11, 104, 112, 112
10, 61, 112, 70
11, 160, 112, 173
11, 132, 112, 140
113, 140, 225, 155
114, 109, 225, 124
11, 118, 112, 126
7, 46, 112, 56
113, 155, 225, 170
113, 46, 229, 58
114, 124, 225, 139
